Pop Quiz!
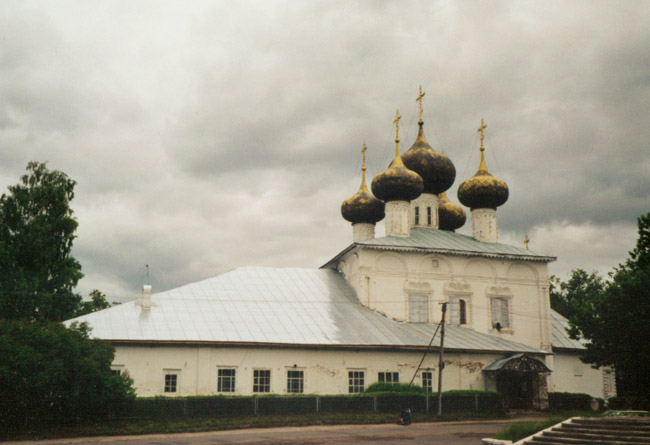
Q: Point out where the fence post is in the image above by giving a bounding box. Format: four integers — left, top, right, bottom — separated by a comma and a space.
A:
373, 396, 377, 412
253, 397, 258, 415
475, 394, 479, 411
183, 398, 188, 418
426, 395, 429, 413
316, 396, 320, 413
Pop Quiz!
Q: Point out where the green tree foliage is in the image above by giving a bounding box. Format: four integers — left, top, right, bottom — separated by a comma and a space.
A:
76, 289, 115, 317
0, 320, 135, 437
562, 212, 650, 399
0, 162, 83, 321
549, 270, 605, 319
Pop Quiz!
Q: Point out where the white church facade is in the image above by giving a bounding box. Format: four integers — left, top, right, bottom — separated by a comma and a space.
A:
68, 94, 615, 408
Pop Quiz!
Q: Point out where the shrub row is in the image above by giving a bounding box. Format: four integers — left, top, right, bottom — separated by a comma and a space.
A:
117, 392, 504, 420
548, 392, 595, 411
607, 396, 650, 411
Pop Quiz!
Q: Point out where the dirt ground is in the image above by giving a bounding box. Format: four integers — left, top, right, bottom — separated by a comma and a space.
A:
8, 417, 547, 445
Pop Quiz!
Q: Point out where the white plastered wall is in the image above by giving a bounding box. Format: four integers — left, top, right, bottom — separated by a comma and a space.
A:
550, 352, 611, 399
112, 345, 512, 397
337, 248, 552, 352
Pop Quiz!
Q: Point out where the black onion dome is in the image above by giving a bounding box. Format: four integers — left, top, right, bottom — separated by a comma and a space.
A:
438, 191, 466, 232
457, 150, 509, 210
371, 156, 423, 202
341, 179, 385, 225
401, 121, 456, 194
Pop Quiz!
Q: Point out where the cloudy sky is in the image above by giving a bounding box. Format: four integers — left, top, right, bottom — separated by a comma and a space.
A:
1, 0, 648, 301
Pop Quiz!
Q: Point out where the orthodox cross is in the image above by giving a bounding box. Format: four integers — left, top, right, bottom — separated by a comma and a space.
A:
416, 85, 426, 121
361, 141, 367, 172
524, 235, 530, 250
477, 118, 487, 151
393, 109, 402, 141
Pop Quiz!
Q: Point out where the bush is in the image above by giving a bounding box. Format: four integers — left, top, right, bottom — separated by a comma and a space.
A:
257, 396, 317, 415
365, 382, 425, 394
319, 395, 374, 413
548, 392, 593, 411
607, 396, 650, 411
0, 320, 135, 437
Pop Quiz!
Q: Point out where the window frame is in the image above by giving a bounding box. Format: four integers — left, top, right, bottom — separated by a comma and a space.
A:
427, 206, 432, 225
287, 369, 304, 394
348, 370, 365, 393
163, 369, 180, 394
421, 371, 434, 393
253, 369, 271, 393
378, 371, 399, 384
217, 368, 237, 393
408, 293, 429, 323
414, 206, 420, 225
490, 296, 511, 330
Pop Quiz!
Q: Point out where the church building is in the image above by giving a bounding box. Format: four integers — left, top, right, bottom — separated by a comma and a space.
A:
68, 90, 615, 408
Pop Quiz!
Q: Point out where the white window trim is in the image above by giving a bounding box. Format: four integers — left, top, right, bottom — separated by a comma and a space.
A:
486, 288, 514, 333
378, 371, 400, 384
163, 369, 181, 395
286, 367, 305, 394
217, 367, 237, 393
253, 368, 271, 393
347, 369, 366, 394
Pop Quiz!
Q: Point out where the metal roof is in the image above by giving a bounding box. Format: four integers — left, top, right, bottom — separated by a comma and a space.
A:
550, 309, 586, 350
322, 228, 555, 268
66, 266, 546, 354
483, 353, 552, 373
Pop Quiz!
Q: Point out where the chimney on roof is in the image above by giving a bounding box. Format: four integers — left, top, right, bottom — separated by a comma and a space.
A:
142, 284, 152, 309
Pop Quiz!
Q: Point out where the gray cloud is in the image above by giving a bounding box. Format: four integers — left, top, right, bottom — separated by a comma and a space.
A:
1, 0, 649, 300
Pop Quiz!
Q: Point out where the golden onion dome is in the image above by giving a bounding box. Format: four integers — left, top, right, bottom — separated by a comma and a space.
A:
457, 119, 509, 210
438, 191, 466, 232
371, 110, 423, 203
341, 143, 385, 224
402, 120, 456, 194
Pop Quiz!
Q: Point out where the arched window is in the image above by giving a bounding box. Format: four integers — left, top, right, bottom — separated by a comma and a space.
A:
414, 207, 420, 225
459, 299, 467, 325
427, 207, 432, 225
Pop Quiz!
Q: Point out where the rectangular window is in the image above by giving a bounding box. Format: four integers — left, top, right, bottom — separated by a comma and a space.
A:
378, 372, 399, 384
427, 207, 432, 225
422, 371, 433, 392
111, 369, 121, 376
287, 370, 304, 393
348, 370, 365, 393
164, 373, 178, 393
409, 294, 429, 323
218, 368, 236, 393
491, 298, 510, 329
414, 207, 420, 225
253, 369, 271, 393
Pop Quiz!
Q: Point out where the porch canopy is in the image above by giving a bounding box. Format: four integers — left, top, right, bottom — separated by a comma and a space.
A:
483, 353, 551, 374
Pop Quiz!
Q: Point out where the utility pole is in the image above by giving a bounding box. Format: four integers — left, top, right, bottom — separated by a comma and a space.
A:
437, 302, 447, 416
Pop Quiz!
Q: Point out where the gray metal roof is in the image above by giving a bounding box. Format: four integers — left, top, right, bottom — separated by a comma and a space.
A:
66, 266, 546, 354
551, 309, 586, 350
483, 353, 552, 373
322, 228, 555, 268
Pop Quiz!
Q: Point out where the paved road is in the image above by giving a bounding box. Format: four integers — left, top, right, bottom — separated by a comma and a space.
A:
10, 418, 545, 445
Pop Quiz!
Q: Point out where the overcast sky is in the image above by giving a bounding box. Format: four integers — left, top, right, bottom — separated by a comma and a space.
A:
1, 0, 648, 301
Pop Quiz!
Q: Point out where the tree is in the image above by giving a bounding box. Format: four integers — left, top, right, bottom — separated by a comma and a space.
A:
550, 270, 605, 319
0, 320, 135, 437
564, 212, 650, 400
76, 289, 115, 317
0, 162, 83, 321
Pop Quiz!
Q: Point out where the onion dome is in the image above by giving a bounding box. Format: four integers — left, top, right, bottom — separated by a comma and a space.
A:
438, 191, 466, 232
401, 86, 456, 194
457, 119, 509, 210
371, 109, 423, 202
341, 143, 385, 224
